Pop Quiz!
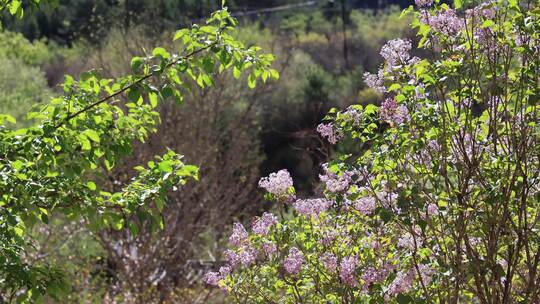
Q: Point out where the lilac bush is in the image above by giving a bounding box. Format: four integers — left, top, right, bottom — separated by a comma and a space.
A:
206, 0, 539, 302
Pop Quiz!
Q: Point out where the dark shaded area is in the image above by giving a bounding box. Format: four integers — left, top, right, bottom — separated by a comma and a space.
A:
1, 0, 414, 44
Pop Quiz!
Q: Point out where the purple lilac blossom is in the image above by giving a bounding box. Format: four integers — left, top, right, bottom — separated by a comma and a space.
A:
262, 242, 277, 257
293, 198, 333, 218
415, 0, 433, 7
363, 69, 386, 93
343, 106, 362, 125
466, 1, 496, 20
397, 228, 423, 250
319, 164, 353, 193
320, 229, 338, 246
228, 222, 248, 247
321, 253, 338, 272
258, 169, 294, 199
339, 256, 359, 287
375, 189, 399, 211
283, 247, 304, 275
219, 266, 231, 277
369, 239, 382, 250
252, 212, 278, 235
380, 39, 412, 67
426, 203, 439, 216
317, 123, 342, 144
418, 264, 435, 285
239, 246, 257, 266
379, 98, 409, 125
203, 271, 222, 286
224, 249, 240, 268
354, 196, 377, 215
421, 8, 464, 36
387, 268, 416, 296
361, 263, 394, 289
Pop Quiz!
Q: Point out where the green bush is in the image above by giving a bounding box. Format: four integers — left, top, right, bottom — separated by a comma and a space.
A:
0, 56, 51, 126
0, 31, 53, 66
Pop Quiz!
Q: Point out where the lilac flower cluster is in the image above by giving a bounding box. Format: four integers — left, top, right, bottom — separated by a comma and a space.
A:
422, 8, 464, 36
203, 271, 222, 286
252, 212, 278, 236
228, 222, 248, 246
379, 98, 409, 125
317, 123, 342, 144
339, 256, 359, 287
375, 188, 399, 211
397, 234, 417, 250
363, 69, 386, 93
204, 266, 232, 287
415, 0, 433, 7
224, 249, 241, 268
223, 246, 257, 268
387, 268, 415, 296
319, 164, 353, 193
397, 228, 423, 251
380, 39, 412, 67
238, 247, 257, 266
361, 263, 394, 289
418, 264, 436, 285
258, 169, 294, 199
426, 203, 439, 216
320, 229, 338, 246
343, 106, 363, 125
293, 198, 333, 218
466, 1, 496, 20
354, 196, 377, 215
262, 241, 277, 257
321, 252, 338, 272
283, 247, 304, 275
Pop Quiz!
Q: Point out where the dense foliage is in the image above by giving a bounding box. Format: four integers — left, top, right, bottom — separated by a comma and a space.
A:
0, 5, 278, 301
206, 0, 540, 302
1, 2, 414, 301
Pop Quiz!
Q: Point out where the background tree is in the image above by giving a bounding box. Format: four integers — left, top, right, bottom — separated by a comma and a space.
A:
0, 5, 277, 301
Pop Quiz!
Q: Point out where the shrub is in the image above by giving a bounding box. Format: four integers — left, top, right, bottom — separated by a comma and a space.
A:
0, 56, 51, 126
206, 0, 540, 302
0, 31, 52, 66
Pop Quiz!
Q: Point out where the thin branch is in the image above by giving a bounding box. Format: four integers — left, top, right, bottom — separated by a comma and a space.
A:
54, 42, 217, 130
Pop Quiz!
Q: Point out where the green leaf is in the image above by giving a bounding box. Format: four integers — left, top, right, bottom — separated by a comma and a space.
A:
269, 68, 280, 80
82, 130, 100, 143
11, 160, 24, 170
248, 73, 256, 89
158, 160, 174, 173
127, 87, 141, 103
202, 57, 214, 73
0, 114, 16, 124
8, 0, 21, 15
481, 19, 495, 28
173, 29, 189, 41
161, 86, 174, 99
233, 66, 242, 79
131, 57, 144, 73
387, 83, 401, 92
148, 92, 159, 108
87, 181, 97, 191
79, 135, 92, 151
152, 47, 170, 59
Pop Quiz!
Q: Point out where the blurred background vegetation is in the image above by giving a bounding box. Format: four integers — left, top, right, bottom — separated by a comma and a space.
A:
1, 0, 414, 302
